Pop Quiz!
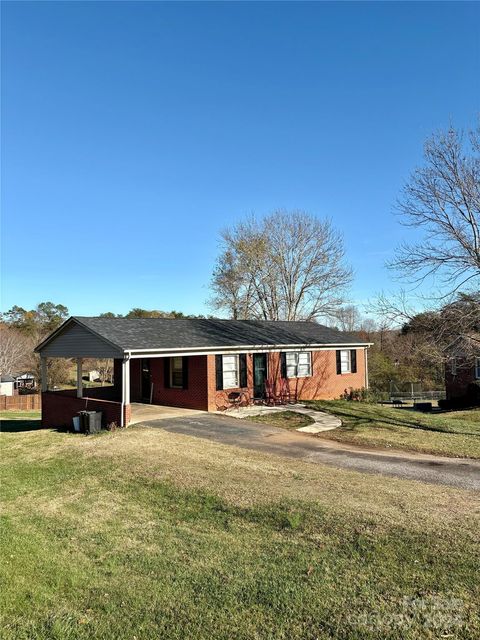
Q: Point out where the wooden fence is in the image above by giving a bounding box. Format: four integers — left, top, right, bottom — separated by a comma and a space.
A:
0, 394, 41, 411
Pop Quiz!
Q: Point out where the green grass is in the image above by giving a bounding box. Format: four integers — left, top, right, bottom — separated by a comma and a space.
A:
305, 401, 480, 459
1, 415, 479, 639
246, 410, 315, 430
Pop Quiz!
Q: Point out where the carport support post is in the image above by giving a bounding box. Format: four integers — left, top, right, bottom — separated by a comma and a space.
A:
121, 356, 130, 427
76, 358, 83, 398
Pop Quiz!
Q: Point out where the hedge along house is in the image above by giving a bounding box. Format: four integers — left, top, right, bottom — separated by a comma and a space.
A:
35, 316, 372, 428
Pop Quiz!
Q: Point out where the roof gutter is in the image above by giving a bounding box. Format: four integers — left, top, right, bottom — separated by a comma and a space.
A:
124, 342, 373, 359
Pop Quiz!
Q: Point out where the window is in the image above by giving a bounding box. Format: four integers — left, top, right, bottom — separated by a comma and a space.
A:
285, 352, 312, 378
476, 357, 480, 380
222, 355, 239, 389
170, 357, 184, 388
216, 354, 247, 390
451, 357, 457, 376
336, 349, 357, 375
340, 350, 351, 374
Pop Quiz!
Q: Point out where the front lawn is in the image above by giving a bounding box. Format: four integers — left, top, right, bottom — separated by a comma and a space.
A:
0, 417, 479, 639
306, 401, 480, 459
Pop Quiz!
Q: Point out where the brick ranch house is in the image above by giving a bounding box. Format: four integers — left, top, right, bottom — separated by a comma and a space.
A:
35, 316, 372, 428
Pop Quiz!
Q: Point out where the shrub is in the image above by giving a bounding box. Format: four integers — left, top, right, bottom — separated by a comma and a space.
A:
340, 387, 385, 403
18, 388, 38, 396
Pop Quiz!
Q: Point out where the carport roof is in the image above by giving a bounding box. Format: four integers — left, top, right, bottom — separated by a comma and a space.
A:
36, 316, 371, 354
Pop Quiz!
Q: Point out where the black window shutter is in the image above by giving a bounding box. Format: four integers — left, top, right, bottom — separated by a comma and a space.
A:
215, 355, 223, 391
336, 350, 342, 375
281, 352, 287, 378
182, 357, 188, 389
239, 354, 247, 388
350, 350, 357, 374
164, 358, 171, 388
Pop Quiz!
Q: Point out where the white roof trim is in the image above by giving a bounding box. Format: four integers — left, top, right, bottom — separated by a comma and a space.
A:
127, 344, 372, 359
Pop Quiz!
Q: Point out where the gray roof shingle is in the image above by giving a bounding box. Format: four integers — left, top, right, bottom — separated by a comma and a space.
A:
74, 316, 368, 351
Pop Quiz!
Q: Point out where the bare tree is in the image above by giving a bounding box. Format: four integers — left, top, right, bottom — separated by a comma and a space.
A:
0, 325, 31, 375
390, 122, 480, 296
210, 211, 352, 321
333, 305, 362, 333
373, 290, 480, 364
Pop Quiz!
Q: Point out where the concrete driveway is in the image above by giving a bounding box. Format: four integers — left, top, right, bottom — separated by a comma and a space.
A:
138, 413, 480, 491
129, 403, 204, 425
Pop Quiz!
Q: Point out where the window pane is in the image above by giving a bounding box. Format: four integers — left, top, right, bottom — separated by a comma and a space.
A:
222, 356, 237, 371
222, 355, 238, 388
172, 357, 183, 372
171, 357, 183, 387
340, 350, 351, 373
298, 364, 311, 377
298, 352, 310, 365
286, 353, 297, 365
172, 371, 183, 387
286, 365, 297, 378
223, 372, 238, 389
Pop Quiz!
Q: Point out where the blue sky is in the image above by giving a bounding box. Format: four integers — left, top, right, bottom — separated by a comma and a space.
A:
2, 1, 479, 317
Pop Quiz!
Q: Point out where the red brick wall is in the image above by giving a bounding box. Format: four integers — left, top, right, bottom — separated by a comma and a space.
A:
269, 350, 367, 401
148, 356, 210, 411
129, 359, 142, 402
80, 386, 120, 401
105, 349, 368, 418
114, 358, 143, 402
208, 354, 254, 411
207, 348, 368, 410
445, 359, 477, 399
41, 390, 125, 429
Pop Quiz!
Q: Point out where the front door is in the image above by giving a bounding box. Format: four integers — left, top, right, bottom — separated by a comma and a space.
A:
141, 359, 151, 401
253, 354, 268, 399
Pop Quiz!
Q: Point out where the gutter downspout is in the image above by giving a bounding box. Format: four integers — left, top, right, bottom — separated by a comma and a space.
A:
120, 353, 131, 428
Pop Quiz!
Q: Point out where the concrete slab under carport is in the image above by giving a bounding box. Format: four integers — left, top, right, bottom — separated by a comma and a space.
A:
129, 402, 206, 425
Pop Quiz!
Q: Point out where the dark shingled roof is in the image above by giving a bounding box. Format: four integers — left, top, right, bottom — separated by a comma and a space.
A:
74, 317, 368, 351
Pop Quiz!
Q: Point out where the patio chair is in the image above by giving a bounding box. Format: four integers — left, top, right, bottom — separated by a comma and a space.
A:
227, 390, 250, 410
265, 378, 282, 406
279, 377, 291, 404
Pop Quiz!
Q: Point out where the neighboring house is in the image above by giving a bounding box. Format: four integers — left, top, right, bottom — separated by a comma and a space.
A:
14, 372, 36, 390
35, 316, 372, 428
445, 335, 480, 402
0, 375, 16, 396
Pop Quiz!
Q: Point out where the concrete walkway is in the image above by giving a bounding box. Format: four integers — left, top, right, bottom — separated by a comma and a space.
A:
220, 403, 341, 432
138, 413, 480, 491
